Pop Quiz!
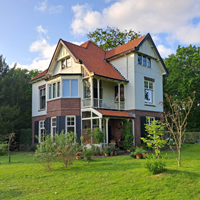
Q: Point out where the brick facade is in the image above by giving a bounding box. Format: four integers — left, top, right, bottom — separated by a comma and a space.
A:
129, 109, 163, 146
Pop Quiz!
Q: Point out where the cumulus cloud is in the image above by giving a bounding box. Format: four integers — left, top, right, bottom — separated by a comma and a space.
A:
70, 0, 200, 44
157, 45, 174, 58
35, 0, 64, 14
36, 25, 47, 34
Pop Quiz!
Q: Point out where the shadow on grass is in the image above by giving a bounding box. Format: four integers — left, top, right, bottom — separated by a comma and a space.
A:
167, 169, 200, 178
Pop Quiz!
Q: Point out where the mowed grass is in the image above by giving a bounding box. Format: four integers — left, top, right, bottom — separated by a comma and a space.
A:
0, 144, 200, 200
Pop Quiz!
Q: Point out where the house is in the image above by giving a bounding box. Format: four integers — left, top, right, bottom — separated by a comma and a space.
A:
30, 33, 168, 147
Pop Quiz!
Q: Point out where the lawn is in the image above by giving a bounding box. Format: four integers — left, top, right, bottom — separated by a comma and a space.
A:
0, 143, 200, 200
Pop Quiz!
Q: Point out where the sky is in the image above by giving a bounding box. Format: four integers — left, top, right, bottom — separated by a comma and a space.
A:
1, 0, 200, 71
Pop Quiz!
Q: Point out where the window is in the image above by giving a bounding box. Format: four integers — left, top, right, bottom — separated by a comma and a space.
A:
138, 54, 142, 65
147, 58, 151, 68
146, 117, 155, 125
61, 58, 71, 69
51, 117, 57, 142
39, 120, 45, 143
143, 56, 146, 66
39, 88, 46, 109
48, 82, 60, 100
63, 79, 78, 97
144, 80, 153, 104
66, 116, 76, 133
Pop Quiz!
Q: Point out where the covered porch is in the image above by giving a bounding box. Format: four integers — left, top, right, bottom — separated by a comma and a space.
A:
81, 108, 135, 148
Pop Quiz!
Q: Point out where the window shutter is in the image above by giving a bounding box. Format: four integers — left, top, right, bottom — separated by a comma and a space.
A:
34, 121, 39, 143
76, 115, 81, 142
45, 117, 50, 134
140, 116, 146, 138
60, 116, 65, 133
155, 117, 160, 121
56, 116, 60, 134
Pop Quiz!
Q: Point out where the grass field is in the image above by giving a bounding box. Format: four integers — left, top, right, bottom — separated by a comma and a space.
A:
0, 143, 200, 200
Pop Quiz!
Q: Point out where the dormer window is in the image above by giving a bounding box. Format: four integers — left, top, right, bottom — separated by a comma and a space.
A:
61, 57, 71, 69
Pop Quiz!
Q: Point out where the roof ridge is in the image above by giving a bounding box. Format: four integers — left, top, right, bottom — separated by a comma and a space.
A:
87, 40, 106, 52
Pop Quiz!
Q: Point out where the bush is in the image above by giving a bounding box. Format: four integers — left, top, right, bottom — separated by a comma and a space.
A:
0, 143, 7, 156
94, 128, 104, 143
144, 155, 166, 175
84, 149, 93, 163
20, 129, 32, 145
91, 145, 101, 156
121, 120, 133, 150
29, 144, 37, 152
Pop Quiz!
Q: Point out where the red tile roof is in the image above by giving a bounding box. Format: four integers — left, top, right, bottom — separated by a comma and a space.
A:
97, 109, 134, 118
105, 35, 146, 59
30, 69, 48, 82
64, 41, 125, 81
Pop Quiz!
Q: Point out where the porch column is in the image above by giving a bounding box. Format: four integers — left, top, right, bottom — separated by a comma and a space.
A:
105, 118, 109, 144
99, 118, 102, 131
90, 77, 93, 107
123, 83, 126, 110
132, 119, 135, 147
97, 79, 100, 108
118, 83, 120, 110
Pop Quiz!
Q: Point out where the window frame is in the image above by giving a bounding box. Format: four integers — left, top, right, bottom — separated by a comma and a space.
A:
51, 117, 57, 142
138, 54, 142, 65
39, 120, 45, 143
48, 82, 61, 100
39, 88, 46, 110
66, 115, 76, 133
138, 54, 151, 68
62, 79, 79, 98
146, 116, 155, 126
61, 57, 71, 70
144, 80, 154, 105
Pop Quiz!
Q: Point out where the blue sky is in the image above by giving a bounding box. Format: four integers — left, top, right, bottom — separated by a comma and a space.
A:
1, 0, 200, 71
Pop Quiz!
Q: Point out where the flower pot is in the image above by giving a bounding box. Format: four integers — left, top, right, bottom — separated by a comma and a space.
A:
142, 153, 146, 159
127, 150, 130, 153
105, 153, 109, 157
136, 154, 141, 159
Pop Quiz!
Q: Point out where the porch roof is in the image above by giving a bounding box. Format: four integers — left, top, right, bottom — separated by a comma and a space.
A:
96, 109, 135, 119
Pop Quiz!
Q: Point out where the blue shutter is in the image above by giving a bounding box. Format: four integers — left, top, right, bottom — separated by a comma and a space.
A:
34, 121, 39, 143
140, 116, 146, 138
76, 115, 81, 142
155, 117, 160, 121
45, 117, 50, 134
60, 116, 65, 133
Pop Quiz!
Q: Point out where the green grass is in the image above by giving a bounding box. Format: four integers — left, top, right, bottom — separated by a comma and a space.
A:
0, 143, 200, 200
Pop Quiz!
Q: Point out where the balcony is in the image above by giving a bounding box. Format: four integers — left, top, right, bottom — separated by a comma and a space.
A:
82, 98, 125, 110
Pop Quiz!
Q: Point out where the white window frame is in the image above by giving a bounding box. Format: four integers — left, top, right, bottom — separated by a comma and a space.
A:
144, 80, 154, 105
39, 120, 45, 143
138, 54, 151, 68
39, 88, 46, 110
51, 117, 57, 142
66, 115, 76, 133
62, 79, 79, 98
146, 117, 155, 126
61, 57, 71, 70
48, 82, 61, 100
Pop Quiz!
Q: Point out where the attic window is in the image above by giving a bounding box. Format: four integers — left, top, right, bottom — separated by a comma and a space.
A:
61, 57, 71, 69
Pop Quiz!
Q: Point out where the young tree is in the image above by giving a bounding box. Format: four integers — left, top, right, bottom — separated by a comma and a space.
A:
161, 92, 195, 166
0, 55, 9, 78
141, 120, 166, 158
87, 26, 141, 51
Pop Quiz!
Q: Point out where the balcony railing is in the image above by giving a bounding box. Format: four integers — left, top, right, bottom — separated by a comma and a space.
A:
82, 98, 125, 110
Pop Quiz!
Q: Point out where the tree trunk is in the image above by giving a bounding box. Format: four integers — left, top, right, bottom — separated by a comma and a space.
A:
178, 148, 181, 167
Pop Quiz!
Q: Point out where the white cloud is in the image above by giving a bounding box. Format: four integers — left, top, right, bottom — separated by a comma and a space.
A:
157, 45, 174, 58
35, 0, 64, 14
36, 25, 47, 34
70, 0, 200, 44
71, 41, 85, 46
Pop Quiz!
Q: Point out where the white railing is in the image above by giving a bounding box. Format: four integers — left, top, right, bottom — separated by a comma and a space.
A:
82, 98, 125, 110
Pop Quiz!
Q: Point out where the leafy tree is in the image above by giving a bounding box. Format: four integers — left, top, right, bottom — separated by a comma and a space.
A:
121, 120, 133, 150
0, 55, 9, 78
141, 120, 166, 158
87, 26, 141, 51
163, 45, 200, 130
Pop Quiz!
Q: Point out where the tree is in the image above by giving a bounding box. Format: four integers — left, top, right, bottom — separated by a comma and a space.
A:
0, 55, 9, 78
121, 120, 133, 150
141, 120, 166, 158
87, 26, 141, 51
161, 92, 195, 167
163, 45, 200, 130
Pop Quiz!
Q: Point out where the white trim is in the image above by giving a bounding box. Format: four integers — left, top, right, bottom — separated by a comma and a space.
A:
51, 116, 57, 141
39, 120, 45, 143
66, 115, 76, 133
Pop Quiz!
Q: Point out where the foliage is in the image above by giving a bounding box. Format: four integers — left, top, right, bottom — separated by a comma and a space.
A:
29, 144, 37, 152
141, 120, 166, 158
84, 149, 93, 163
129, 152, 135, 158
20, 128, 32, 145
93, 128, 104, 143
55, 132, 81, 168
87, 26, 141, 51
85, 128, 95, 144
161, 93, 195, 166
0, 55, 9, 78
134, 147, 146, 156
121, 120, 134, 150
163, 45, 200, 130
144, 155, 166, 175
104, 147, 111, 154
91, 145, 101, 156
34, 134, 56, 170
0, 142, 7, 156
6, 133, 16, 163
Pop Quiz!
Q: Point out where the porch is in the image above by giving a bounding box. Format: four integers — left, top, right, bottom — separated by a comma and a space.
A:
82, 77, 126, 110
81, 108, 135, 147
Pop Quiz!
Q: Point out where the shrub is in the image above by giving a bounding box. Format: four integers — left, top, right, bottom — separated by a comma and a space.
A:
20, 129, 32, 145
129, 152, 135, 158
0, 143, 7, 156
29, 144, 37, 152
104, 147, 111, 154
55, 132, 81, 168
91, 145, 101, 156
144, 155, 166, 175
34, 134, 56, 170
84, 149, 93, 163
94, 128, 104, 143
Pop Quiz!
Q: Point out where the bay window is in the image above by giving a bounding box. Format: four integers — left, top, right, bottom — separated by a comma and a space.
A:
63, 79, 78, 97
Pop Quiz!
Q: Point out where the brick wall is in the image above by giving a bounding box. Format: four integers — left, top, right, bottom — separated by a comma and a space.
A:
129, 109, 163, 146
